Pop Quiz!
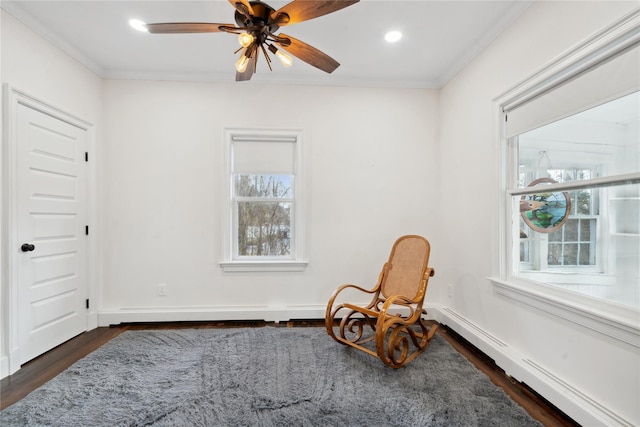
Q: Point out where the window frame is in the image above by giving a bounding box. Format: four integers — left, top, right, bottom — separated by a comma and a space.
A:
491, 9, 640, 345
220, 128, 308, 272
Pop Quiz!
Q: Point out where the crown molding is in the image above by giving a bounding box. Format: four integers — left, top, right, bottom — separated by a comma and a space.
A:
1, 1, 106, 77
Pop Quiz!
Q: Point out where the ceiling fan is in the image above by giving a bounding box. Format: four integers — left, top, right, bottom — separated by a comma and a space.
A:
146, 0, 359, 81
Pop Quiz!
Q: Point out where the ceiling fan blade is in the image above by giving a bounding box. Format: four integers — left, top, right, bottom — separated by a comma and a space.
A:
271, 0, 359, 26
146, 22, 233, 34
228, 0, 254, 18
276, 34, 339, 74
236, 55, 257, 81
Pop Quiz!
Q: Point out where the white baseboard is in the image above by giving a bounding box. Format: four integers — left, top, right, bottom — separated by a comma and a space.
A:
0, 355, 9, 380
430, 303, 634, 427
97, 303, 441, 326
97, 305, 329, 326
87, 311, 98, 330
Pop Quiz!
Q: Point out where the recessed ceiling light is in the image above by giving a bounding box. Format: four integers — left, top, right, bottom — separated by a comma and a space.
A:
129, 19, 148, 33
385, 31, 402, 43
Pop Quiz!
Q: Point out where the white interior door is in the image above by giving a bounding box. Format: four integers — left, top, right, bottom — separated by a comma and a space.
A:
16, 102, 88, 364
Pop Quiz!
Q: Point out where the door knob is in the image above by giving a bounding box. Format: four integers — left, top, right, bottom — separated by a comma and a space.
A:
21, 243, 35, 252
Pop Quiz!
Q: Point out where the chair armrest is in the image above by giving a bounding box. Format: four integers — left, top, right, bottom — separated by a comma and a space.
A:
327, 261, 390, 309
326, 263, 390, 331
378, 294, 421, 323
332, 283, 378, 297
326, 282, 379, 318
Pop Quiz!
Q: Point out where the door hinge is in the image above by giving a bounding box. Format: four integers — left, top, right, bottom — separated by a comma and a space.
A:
86, 299, 90, 309
85, 152, 88, 162
85, 225, 89, 235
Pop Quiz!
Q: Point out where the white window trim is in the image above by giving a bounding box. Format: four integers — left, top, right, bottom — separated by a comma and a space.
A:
220, 128, 308, 272
491, 8, 640, 347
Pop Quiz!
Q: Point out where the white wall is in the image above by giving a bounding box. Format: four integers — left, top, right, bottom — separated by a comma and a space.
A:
0, 12, 103, 121
99, 79, 439, 321
2, 2, 640, 425
0, 10, 103, 377
434, 1, 639, 426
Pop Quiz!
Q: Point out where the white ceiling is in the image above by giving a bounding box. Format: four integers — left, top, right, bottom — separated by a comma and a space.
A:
2, 0, 533, 88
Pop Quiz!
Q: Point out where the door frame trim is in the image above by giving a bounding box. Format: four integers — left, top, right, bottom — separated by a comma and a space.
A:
1, 85, 98, 377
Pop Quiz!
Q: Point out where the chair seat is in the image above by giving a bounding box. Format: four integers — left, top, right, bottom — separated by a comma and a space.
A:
342, 303, 379, 318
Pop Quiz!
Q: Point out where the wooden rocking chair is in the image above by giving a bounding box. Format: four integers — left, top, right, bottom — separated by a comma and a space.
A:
325, 235, 437, 368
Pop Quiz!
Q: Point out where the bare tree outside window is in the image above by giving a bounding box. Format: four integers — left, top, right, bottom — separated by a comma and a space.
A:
234, 175, 293, 257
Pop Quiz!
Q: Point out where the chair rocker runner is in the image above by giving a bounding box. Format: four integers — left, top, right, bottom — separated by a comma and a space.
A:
325, 235, 437, 368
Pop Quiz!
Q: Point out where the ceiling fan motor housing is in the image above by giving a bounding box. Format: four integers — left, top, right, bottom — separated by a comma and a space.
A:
234, 1, 283, 41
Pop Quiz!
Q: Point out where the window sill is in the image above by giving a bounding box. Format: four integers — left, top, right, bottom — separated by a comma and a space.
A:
220, 261, 308, 272
518, 271, 615, 285
489, 277, 640, 348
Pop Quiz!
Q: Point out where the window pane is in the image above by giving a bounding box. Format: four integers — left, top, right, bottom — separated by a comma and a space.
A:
561, 243, 578, 265
574, 189, 594, 215
514, 183, 640, 309
579, 243, 592, 266
548, 244, 562, 265
517, 92, 639, 185
235, 175, 292, 198
237, 202, 291, 256
548, 227, 562, 242
563, 219, 578, 241
580, 219, 591, 241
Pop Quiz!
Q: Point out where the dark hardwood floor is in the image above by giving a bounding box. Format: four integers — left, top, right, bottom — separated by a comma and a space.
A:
0, 321, 579, 427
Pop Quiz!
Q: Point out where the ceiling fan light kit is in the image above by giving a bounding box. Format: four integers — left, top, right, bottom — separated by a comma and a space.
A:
145, 0, 359, 81
238, 32, 254, 47
270, 45, 294, 68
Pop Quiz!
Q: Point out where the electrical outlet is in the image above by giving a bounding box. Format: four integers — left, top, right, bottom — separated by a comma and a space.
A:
158, 284, 168, 296
447, 284, 453, 297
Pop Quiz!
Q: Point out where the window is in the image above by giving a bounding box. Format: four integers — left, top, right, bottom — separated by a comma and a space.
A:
510, 93, 639, 306
493, 12, 640, 335
220, 129, 307, 272
519, 168, 600, 270
519, 172, 599, 270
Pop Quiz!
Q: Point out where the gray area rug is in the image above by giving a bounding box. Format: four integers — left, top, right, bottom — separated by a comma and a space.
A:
1, 327, 542, 426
